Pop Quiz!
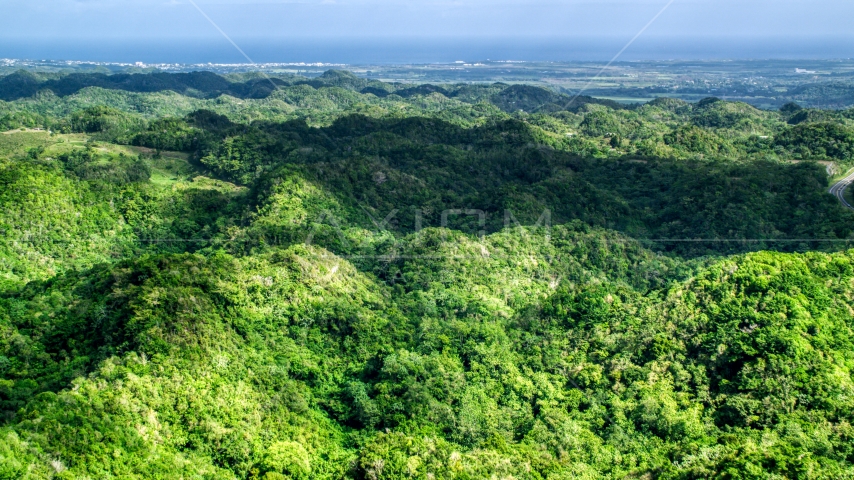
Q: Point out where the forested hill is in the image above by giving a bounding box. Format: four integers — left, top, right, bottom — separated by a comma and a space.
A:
0, 70, 621, 112
0, 69, 618, 112
1, 70, 854, 478
0, 69, 358, 101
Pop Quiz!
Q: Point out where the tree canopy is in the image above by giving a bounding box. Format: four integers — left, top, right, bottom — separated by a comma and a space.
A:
1, 70, 854, 479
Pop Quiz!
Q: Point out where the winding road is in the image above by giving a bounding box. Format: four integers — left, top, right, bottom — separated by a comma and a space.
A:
830, 169, 854, 210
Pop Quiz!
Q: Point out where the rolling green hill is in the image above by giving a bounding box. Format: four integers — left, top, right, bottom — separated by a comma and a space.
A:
1, 70, 854, 479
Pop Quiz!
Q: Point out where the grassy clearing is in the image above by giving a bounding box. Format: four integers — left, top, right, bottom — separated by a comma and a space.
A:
0, 131, 51, 157
1, 133, 202, 190
147, 156, 198, 188
173, 175, 246, 194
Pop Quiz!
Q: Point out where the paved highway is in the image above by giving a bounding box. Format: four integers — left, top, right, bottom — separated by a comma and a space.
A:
830, 169, 854, 210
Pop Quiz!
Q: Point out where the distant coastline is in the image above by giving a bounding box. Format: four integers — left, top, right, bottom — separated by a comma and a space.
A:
2, 35, 853, 65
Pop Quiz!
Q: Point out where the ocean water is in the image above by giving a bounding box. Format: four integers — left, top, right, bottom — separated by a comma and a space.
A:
2, 36, 853, 65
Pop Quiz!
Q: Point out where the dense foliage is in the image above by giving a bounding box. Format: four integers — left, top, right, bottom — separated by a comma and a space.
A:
1, 70, 854, 478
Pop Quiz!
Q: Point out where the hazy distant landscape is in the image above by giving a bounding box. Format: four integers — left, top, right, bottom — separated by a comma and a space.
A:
6, 57, 854, 110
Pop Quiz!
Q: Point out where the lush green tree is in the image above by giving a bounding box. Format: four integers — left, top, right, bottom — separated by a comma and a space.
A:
2, 70, 854, 478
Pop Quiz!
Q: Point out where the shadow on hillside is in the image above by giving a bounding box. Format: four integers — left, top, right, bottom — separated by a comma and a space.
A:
176, 112, 854, 258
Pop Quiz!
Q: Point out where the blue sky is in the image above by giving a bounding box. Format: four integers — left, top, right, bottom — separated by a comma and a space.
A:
2, 1, 853, 63
3, 0, 853, 40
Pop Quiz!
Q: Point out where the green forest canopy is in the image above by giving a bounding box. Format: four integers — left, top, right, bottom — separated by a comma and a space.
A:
1, 70, 854, 479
